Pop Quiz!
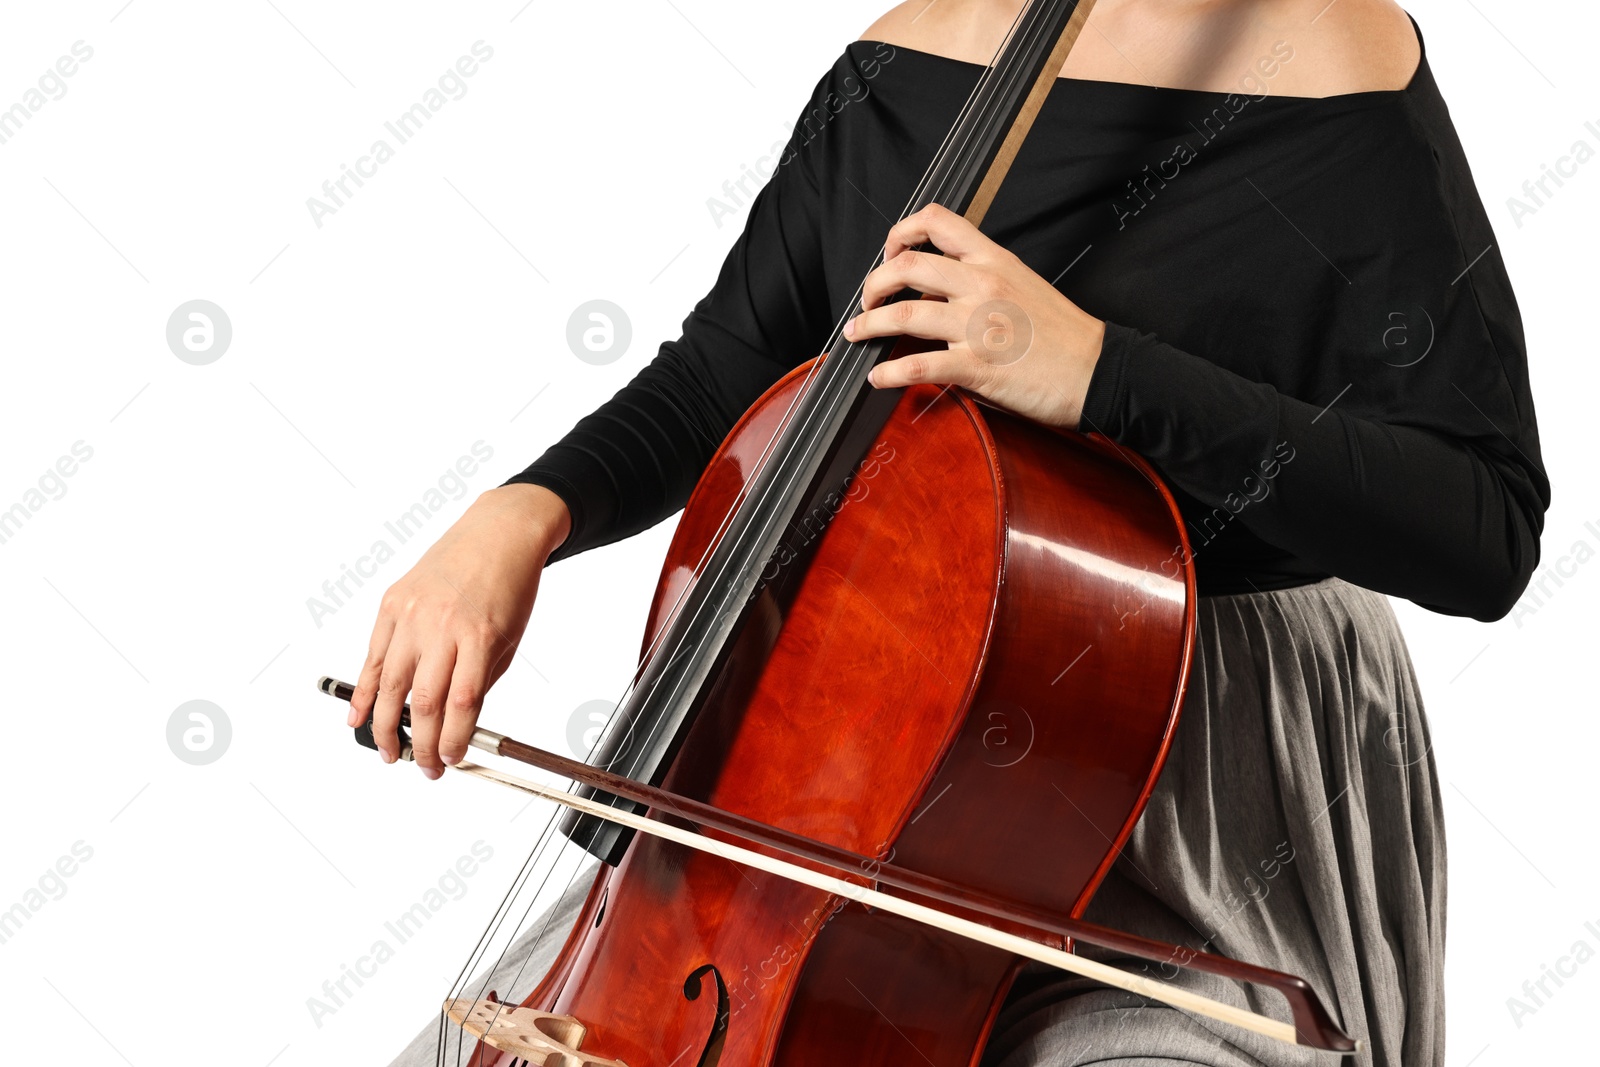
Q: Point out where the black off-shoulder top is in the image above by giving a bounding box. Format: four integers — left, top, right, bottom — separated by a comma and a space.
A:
506, 14, 1548, 622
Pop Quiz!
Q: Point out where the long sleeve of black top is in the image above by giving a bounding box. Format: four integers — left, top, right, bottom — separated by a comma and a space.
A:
505, 25, 1549, 623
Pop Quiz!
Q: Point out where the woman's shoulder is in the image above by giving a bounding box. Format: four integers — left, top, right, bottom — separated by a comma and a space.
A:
856, 0, 1421, 98
1267, 0, 1422, 98
857, 0, 1011, 66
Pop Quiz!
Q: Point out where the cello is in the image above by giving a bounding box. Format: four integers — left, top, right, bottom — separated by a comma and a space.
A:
326, 0, 1361, 1062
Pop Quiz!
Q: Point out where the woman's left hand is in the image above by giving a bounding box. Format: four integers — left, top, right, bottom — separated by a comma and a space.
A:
845, 203, 1105, 430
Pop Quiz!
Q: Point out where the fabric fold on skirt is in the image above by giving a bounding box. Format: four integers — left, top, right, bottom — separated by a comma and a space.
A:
981, 576, 1445, 1067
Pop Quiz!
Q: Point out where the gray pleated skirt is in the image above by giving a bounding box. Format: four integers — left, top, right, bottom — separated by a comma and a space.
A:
392, 576, 1444, 1067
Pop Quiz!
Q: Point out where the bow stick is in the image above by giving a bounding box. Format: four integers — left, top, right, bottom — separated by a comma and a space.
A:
320, 677, 1356, 1053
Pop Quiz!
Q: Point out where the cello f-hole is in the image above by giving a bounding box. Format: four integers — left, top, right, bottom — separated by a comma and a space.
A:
682, 964, 730, 1067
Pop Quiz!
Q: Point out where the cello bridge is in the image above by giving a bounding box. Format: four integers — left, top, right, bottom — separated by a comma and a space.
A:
443, 998, 627, 1067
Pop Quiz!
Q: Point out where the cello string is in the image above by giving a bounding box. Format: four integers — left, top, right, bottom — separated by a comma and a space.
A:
439, 1, 1063, 1056
436, 805, 570, 1067
578, 0, 1053, 712
437, 832, 549, 1065
444, 3, 1062, 1043
611, 0, 1069, 693
548, 0, 1062, 829
437, 660, 646, 1064
508, 0, 1062, 934
599, 0, 1065, 711
454, 814, 598, 1063
564, 0, 1059, 815
449, 833, 584, 1067
436, 655, 639, 1066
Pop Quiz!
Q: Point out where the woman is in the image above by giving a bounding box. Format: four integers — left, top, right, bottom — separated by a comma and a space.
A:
358, 2, 1548, 1064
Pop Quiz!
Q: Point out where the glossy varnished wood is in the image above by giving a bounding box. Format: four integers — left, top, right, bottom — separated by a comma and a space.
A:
480, 359, 1193, 1066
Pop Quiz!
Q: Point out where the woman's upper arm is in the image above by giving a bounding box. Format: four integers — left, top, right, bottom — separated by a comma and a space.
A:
501, 72, 840, 560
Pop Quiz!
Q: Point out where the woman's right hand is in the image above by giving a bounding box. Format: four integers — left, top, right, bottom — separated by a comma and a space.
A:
347, 482, 571, 779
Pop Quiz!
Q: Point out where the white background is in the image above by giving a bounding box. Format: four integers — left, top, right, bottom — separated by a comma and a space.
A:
0, 1, 1593, 1064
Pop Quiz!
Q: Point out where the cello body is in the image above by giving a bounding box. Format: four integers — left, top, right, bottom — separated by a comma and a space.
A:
477, 359, 1197, 1066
